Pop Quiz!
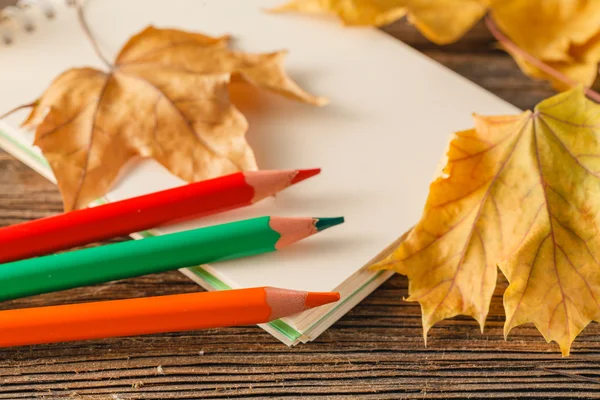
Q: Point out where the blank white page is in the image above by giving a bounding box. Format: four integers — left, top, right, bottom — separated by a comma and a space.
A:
0, 0, 520, 292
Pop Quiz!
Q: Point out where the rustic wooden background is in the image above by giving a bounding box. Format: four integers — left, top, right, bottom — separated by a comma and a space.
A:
1, 17, 599, 400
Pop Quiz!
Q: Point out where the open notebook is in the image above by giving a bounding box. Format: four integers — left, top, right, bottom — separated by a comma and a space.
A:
0, 0, 519, 345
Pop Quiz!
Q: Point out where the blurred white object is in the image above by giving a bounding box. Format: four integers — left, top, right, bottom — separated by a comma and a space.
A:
0, 0, 57, 44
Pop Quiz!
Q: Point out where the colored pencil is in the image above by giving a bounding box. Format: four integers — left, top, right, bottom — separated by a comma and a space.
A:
0, 216, 344, 302
0, 287, 340, 347
0, 168, 320, 264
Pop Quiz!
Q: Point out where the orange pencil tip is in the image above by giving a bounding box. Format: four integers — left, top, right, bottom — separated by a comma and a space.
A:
304, 291, 340, 309
291, 168, 321, 184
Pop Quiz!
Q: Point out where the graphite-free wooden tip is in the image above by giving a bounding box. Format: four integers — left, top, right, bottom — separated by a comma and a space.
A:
265, 287, 340, 320
269, 216, 345, 249
245, 168, 320, 203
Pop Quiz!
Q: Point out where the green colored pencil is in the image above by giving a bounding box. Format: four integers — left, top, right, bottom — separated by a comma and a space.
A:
0, 216, 344, 302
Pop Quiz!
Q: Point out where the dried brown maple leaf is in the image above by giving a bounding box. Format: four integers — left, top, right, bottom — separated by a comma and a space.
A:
23, 26, 326, 211
373, 87, 600, 356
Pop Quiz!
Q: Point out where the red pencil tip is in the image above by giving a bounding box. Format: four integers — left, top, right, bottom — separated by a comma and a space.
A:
291, 168, 321, 184
304, 291, 340, 309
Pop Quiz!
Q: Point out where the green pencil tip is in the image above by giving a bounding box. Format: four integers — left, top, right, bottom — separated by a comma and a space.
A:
315, 217, 345, 232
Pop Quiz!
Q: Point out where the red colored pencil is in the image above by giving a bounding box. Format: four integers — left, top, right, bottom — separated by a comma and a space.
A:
0, 169, 320, 264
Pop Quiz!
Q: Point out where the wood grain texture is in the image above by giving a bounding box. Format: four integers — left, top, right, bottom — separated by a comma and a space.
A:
1, 19, 599, 399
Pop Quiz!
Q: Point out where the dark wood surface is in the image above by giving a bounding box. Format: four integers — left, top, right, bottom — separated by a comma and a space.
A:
1, 19, 599, 399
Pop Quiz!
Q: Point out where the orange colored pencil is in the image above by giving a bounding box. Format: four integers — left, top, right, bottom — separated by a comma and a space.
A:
0, 287, 340, 348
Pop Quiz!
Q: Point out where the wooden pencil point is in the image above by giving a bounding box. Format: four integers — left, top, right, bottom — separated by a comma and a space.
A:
269, 216, 344, 249
245, 168, 320, 203
265, 287, 340, 320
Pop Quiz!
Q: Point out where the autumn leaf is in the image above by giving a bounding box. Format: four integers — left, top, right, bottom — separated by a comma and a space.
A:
270, 0, 489, 45
372, 87, 600, 356
115, 27, 328, 106
491, 0, 600, 62
22, 26, 326, 211
503, 42, 600, 93
490, 0, 600, 91
272, 0, 600, 92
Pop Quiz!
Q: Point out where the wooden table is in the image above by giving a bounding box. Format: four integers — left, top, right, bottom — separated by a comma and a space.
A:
1, 20, 598, 399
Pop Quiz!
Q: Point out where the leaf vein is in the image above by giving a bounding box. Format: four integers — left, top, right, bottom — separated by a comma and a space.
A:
117, 71, 243, 171
429, 117, 528, 323
69, 74, 112, 210
533, 117, 570, 342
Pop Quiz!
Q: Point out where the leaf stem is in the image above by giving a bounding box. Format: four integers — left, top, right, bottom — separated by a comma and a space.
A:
485, 15, 600, 104
0, 102, 36, 120
75, 0, 112, 69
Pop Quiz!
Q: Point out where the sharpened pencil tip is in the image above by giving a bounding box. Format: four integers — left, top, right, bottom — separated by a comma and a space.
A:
265, 288, 340, 319
305, 292, 340, 309
245, 169, 321, 203
291, 168, 321, 184
314, 217, 345, 232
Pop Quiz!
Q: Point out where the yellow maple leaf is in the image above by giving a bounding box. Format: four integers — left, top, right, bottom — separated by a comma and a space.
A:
273, 0, 600, 91
22, 26, 325, 211
372, 87, 600, 356
491, 0, 600, 62
506, 48, 600, 93
490, 0, 600, 90
271, 0, 490, 45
